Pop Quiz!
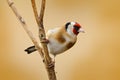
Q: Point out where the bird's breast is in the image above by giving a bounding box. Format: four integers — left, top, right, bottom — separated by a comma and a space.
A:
47, 34, 76, 56
46, 27, 77, 56
66, 41, 76, 49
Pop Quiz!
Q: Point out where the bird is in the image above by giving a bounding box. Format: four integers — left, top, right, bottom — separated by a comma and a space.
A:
25, 22, 85, 57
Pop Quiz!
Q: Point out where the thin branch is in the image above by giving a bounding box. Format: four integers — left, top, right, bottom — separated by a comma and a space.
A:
7, 0, 44, 58
31, 0, 40, 26
31, 0, 57, 80
38, 0, 52, 65
7, 0, 57, 80
39, 0, 46, 25
31, 0, 52, 65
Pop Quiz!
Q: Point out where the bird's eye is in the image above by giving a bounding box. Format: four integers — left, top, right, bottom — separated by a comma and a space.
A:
74, 26, 80, 31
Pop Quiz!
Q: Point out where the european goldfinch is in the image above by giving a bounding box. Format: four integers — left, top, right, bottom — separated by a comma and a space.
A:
25, 22, 84, 56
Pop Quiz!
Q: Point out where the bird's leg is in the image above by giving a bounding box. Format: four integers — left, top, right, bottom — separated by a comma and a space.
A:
40, 38, 49, 43
47, 55, 56, 68
40, 34, 49, 43
40, 36, 54, 68
42, 58, 55, 68
49, 55, 56, 67
48, 61, 55, 69
53, 55, 56, 64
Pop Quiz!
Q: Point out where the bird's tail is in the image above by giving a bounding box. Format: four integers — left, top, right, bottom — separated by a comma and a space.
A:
24, 46, 37, 54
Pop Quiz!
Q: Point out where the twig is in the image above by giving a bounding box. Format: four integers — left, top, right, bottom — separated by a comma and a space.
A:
31, 0, 40, 26
7, 0, 44, 58
7, 0, 57, 80
37, 0, 52, 65
39, 0, 46, 24
31, 0, 50, 61
31, 0, 57, 80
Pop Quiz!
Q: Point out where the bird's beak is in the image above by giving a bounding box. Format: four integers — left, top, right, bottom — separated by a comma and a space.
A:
79, 28, 85, 33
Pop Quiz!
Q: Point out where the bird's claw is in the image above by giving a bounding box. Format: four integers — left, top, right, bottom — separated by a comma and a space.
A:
48, 61, 55, 68
43, 59, 55, 68
41, 38, 49, 44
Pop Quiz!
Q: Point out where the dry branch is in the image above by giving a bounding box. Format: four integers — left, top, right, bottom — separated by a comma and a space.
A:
31, 0, 57, 80
7, 0, 44, 58
31, 0, 40, 26
7, 0, 57, 80
31, 0, 50, 62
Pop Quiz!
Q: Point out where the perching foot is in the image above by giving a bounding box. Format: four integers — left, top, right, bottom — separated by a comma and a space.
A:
41, 38, 49, 44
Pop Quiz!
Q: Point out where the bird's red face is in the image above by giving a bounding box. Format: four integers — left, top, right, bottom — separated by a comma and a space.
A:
65, 22, 85, 35
73, 22, 81, 35
73, 22, 85, 35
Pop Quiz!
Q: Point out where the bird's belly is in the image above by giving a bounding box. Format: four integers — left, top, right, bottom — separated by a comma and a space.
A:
47, 39, 66, 56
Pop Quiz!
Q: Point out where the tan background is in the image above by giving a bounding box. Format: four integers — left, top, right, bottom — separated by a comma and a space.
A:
0, 0, 120, 80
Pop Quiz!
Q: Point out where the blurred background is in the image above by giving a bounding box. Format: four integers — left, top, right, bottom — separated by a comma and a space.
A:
0, 0, 120, 80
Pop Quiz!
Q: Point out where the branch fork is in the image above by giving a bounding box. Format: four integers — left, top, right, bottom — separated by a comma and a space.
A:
7, 0, 57, 80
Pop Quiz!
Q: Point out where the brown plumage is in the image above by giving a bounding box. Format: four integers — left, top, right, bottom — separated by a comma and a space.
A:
25, 22, 84, 57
